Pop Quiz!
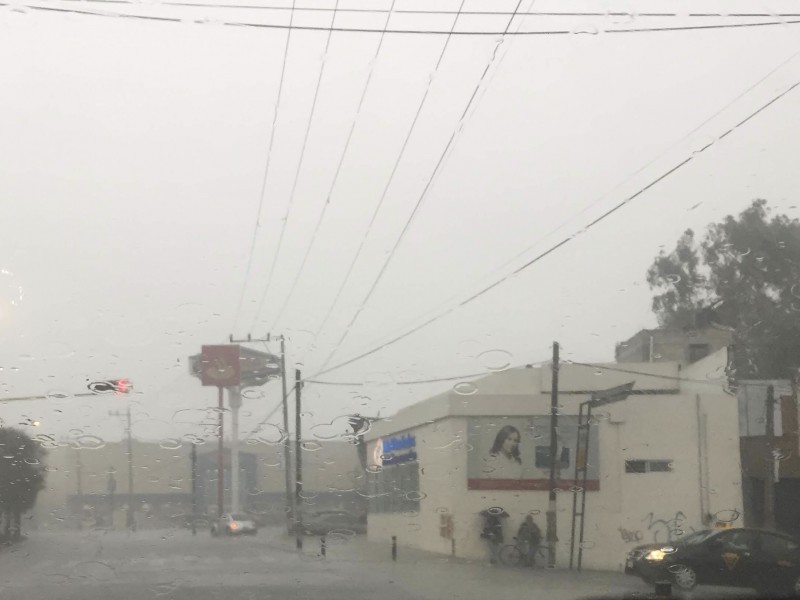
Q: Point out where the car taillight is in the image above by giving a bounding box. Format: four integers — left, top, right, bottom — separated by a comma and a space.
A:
230, 522, 239, 530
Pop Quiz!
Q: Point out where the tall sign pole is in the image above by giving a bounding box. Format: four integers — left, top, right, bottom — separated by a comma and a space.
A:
547, 341, 560, 568
197, 345, 241, 518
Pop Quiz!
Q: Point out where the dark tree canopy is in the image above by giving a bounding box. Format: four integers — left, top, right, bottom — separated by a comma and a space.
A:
0, 428, 47, 521
647, 200, 800, 379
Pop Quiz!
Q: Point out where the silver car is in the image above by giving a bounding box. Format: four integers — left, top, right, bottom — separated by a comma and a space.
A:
211, 513, 258, 536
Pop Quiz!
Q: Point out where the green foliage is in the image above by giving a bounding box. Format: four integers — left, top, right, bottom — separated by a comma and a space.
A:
647, 200, 800, 379
0, 428, 47, 518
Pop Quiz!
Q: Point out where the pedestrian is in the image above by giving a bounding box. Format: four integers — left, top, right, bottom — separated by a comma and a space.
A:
480, 511, 506, 564
517, 514, 542, 567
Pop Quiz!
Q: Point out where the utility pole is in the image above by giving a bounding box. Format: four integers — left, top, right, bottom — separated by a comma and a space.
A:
75, 448, 83, 530
227, 333, 287, 523
217, 386, 224, 517
109, 405, 135, 529
547, 341, 560, 568
764, 384, 776, 530
295, 368, 303, 551
191, 442, 198, 535
279, 336, 292, 533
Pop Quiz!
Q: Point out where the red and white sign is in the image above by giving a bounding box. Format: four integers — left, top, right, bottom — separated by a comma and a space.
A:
199, 345, 240, 387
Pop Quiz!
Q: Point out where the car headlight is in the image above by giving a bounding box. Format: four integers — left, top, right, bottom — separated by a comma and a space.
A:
645, 547, 675, 561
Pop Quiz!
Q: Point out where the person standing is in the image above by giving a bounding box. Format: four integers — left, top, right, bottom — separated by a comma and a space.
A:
517, 514, 542, 567
480, 512, 505, 564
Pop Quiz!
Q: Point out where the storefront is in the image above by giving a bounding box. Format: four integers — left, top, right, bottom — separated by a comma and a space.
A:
365, 351, 743, 571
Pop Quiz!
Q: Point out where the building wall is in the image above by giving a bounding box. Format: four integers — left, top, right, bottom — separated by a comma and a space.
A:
366, 352, 742, 571
615, 328, 733, 365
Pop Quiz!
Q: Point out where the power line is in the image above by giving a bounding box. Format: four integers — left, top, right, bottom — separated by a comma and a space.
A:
232, 0, 296, 335
314, 0, 526, 373
311, 74, 800, 379
335, 43, 800, 367
306, 0, 469, 345
265, 0, 397, 332
305, 360, 550, 386
9, 3, 800, 35
568, 361, 729, 386
252, 0, 343, 332
29, 0, 800, 20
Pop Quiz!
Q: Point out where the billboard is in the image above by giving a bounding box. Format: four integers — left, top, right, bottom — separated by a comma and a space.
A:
467, 416, 599, 491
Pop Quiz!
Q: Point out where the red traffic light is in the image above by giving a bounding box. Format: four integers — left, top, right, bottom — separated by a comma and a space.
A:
87, 379, 133, 395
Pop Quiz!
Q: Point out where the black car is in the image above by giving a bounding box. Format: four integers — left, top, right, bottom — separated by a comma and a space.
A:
626, 528, 800, 596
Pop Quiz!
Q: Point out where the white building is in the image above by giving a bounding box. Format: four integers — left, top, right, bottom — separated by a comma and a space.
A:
364, 349, 743, 571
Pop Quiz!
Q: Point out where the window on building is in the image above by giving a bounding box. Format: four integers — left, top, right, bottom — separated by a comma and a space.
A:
366, 461, 420, 514
688, 343, 710, 363
625, 460, 672, 473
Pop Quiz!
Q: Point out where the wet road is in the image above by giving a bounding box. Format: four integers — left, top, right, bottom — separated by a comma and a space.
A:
0, 528, 753, 600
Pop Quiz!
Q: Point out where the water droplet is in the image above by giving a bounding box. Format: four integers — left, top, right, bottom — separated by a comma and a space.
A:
453, 381, 478, 395
75, 435, 106, 450
23, 457, 39, 465
242, 389, 264, 400
476, 349, 512, 371
159, 438, 182, 450
663, 274, 681, 284
404, 491, 426, 501
713, 509, 740, 523
572, 24, 599, 35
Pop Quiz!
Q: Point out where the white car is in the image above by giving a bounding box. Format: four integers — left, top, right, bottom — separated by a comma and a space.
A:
211, 513, 258, 536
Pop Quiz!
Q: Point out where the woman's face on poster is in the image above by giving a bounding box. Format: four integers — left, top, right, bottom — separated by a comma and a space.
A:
502, 431, 520, 456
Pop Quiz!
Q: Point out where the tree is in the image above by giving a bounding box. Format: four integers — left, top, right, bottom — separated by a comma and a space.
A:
0, 428, 46, 541
647, 199, 800, 379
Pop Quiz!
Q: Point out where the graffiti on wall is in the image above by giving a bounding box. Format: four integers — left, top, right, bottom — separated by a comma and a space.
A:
618, 527, 643, 543
642, 511, 695, 543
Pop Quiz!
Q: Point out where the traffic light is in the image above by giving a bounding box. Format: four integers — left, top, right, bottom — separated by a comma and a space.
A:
87, 379, 133, 395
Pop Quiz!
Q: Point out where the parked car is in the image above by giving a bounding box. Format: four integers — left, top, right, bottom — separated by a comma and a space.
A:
625, 527, 800, 596
301, 510, 366, 535
211, 513, 258, 536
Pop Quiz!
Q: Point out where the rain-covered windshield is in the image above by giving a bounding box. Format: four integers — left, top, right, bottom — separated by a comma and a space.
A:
3, 1, 800, 599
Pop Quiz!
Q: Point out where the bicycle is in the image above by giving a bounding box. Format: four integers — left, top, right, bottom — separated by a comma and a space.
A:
498, 537, 545, 567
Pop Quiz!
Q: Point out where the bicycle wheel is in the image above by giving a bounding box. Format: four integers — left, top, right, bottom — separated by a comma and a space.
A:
499, 544, 523, 567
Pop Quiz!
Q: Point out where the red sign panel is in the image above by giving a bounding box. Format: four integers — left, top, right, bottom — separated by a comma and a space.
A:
200, 345, 241, 387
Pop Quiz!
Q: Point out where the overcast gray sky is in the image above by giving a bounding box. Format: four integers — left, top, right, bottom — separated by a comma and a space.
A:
2, 0, 800, 444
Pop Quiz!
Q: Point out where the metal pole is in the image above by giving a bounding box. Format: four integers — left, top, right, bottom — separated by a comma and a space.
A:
546, 341, 559, 568
217, 385, 224, 518
764, 384, 776, 530
576, 404, 592, 571
280, 337, 293, 532
191, 442, 198, 535
295, 369, 303, 550
126, 404, 134, 530
569, 401, 585, 569
76, 448, 83, 530
230, 386, 241, 514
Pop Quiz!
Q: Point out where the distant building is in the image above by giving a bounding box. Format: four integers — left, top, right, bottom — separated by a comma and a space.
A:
34, 439, 361, 530
615, 327, 733, 364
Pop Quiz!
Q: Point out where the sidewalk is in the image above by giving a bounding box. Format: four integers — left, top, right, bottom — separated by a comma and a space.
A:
279, 532, 653, 600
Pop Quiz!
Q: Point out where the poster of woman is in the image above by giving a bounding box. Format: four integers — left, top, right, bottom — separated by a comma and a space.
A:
467, 416, 599, 491
481, 425, 525, 479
